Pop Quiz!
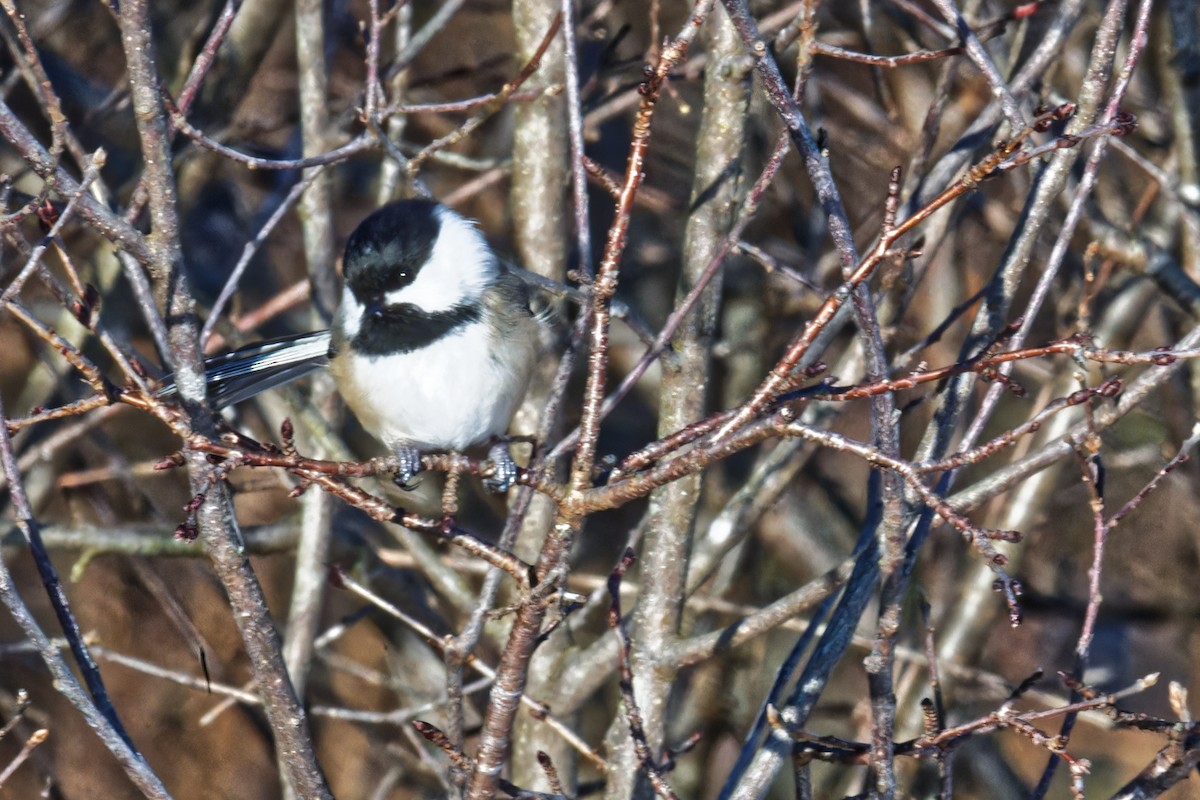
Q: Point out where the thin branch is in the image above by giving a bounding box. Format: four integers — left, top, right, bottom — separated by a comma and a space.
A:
0, 393, 170, 798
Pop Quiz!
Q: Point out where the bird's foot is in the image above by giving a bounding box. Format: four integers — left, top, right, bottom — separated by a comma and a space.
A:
483, 441, 519, 494
391, 446, 423, 490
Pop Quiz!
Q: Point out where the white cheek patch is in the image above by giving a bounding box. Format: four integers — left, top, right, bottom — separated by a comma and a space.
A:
337, 286, 364, 339
386, 206, 496, 313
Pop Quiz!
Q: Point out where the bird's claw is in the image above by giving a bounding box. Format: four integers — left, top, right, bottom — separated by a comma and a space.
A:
483, 442, 519, 494
391, 446, 423, 491
392, 444, 518, 493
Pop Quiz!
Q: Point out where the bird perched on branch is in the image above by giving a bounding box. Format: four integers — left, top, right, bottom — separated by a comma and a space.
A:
163, 199, 541, 492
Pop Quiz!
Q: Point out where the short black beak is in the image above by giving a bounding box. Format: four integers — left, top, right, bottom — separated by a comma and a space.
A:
364, 299, 384, 319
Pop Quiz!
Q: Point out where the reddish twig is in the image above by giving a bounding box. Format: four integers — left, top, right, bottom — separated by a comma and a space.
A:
404, 12, 563, 177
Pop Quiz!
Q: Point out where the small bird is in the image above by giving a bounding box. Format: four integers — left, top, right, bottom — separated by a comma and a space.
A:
164, 199, 540, 492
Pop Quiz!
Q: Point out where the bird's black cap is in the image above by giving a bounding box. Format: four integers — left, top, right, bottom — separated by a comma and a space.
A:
342, 199, 442, 302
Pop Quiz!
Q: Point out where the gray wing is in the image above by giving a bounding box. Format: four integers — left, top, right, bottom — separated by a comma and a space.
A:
158, 330, 332, 409
498, 260, 581, 312
490, 262, 562, 330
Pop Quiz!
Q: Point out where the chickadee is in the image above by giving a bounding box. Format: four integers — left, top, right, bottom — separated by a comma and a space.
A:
164, 199, 540, 492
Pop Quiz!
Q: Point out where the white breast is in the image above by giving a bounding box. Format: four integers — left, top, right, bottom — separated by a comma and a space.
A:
334, 318, 530, 452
